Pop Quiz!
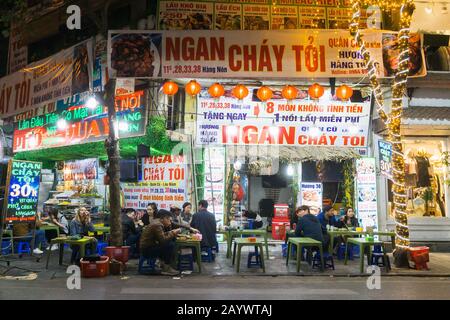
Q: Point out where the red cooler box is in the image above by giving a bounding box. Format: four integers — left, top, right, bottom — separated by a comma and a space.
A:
272, 219, 291, 241
274, 204, 289, 220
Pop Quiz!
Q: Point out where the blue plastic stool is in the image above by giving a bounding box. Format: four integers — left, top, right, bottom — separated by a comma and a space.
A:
312, 251, 335, 270
247, 248, 262, 268
201, 247, 215, 262
352, 245, 360, 257
1, 240, 12, 255
138, 256, 157, 274
178, 254, 194, 271
247, 219, 255, 230
17, 242, 31, 255
97, 242, 108, 255
370, 247, 391, 270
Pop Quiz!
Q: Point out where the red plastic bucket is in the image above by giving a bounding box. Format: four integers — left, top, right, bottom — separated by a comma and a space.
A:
105, 246, 130, 264
80, 256, 109, 278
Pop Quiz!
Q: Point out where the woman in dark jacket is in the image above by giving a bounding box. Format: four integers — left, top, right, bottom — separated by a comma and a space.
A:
141, 203, 158, 226
337, 207, 359, 229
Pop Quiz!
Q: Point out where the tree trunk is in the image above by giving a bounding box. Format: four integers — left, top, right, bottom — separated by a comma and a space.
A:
104, 79, 123, 246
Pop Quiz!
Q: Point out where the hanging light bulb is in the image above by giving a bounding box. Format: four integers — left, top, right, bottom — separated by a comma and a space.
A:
336, 84, 353, 101
234, 160, 242, 171
309, 126, 321, 137
425, 4, 433, 14
287, 164, 294, 176
257, 86, 273, 102
86, 96, 99, 109
308, 83, 324, 100
232, 84, 249, 100
208, 83, 225, 99
57, 119, 68, 130
281, 85, 298, 100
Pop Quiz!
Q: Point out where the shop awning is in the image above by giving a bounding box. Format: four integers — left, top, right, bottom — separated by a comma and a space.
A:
402, 106, 450, 125
226, 146, 360, 162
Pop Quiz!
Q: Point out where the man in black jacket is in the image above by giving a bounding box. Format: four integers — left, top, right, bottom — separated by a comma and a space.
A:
191, 200, 217, 249
121, 208, 141, 257
295, 205, 329, 251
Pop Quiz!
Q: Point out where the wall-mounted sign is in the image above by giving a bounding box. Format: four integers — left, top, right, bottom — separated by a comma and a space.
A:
356, 157, 378, 230
12, 90, 147, 152
63, 159, 99, 181
123, 155, 188, 210
378, 140, 392, 179
0, 39, 93, 119
299, 182, 323, 211
4, 160, 42, 223
196, 89, 371, 147
108, 29, 425, 80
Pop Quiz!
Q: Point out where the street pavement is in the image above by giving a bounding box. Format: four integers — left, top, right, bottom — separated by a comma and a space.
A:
0, 274, 449, 300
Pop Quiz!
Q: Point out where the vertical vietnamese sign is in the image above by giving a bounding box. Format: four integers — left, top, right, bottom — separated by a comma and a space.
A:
203, 147, 225, 226
378, 140, 392, 180
356, 158, 378, 230
4, 160, 42, 223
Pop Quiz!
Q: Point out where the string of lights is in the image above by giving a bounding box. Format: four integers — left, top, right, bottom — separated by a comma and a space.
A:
350, 0, 415, 250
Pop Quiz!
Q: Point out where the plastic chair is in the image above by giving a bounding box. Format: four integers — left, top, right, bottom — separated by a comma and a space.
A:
138, 256, 157, 274
312, 251, 335, 270
97, 241, 108, 255
247, 248, 262, 268
370, 246, 391, 270
178, 254, 194, 271
201, 247, 215, 262
1, 240, 12, 255
17, 242, 31, 255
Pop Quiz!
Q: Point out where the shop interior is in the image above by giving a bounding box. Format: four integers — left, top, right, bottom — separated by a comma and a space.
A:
388, 138, 448, 218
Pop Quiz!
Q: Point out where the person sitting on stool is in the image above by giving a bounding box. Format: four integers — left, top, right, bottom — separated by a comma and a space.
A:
69, 207, 97, 264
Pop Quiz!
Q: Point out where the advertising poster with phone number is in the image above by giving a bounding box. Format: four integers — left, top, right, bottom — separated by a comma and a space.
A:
299, 182, 323, 213
5, 160, 42, 223
356, 158, 378, 230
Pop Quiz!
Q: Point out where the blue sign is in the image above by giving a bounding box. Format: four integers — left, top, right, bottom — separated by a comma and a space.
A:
6, 160, 42, 223
378, 140, 392, 179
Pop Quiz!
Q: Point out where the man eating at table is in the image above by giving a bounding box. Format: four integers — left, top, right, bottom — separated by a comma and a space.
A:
140, 209, 182, 275
294, 205, 329, 251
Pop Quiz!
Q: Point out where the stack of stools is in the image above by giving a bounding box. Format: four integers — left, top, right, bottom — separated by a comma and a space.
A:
247, 247, 263, 268
370, 245, 391, 270
312, 251, 335, 270
138, 256, 157, 274
178, 253, 194, 271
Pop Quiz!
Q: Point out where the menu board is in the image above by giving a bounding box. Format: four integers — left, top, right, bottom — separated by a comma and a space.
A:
4, 160, 42, 223
328, 6, 381, 30
356, 158, 378, 230
123, 155, 188, 210
299, 182, 323, 211
159, 1, 214, 30
298, 6, 326, 29
215, 3, 242, 30
378, 140, 392, 179
63, 159, 99, 181
271, 5, 298, 30
243, 4, 270, 30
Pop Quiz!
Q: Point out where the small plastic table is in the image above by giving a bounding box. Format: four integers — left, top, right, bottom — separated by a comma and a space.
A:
227, 229, 269, 259
344, 237, 389, 274
175, 239, 202, 273
45, 236, 97, 269
286, 237, 324, 272
39, 223, 60, 238
232, 238, 265, 273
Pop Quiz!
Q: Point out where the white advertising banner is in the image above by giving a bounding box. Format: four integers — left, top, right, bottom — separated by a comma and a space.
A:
0, 39, 93, 119
196, 89, 371, 147
356, 157, 378, 230
122, 155, 188, 210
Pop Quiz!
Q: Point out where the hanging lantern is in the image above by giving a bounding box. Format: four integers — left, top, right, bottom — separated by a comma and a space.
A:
162, 81, 178, 96
336, 84, 353, 101
232, 84, 249, 100
308, 83, 324, 100
185, 80, 201, 96
208, 83, 225, 99
281, 85, 298, 100
257, 86, 273, 102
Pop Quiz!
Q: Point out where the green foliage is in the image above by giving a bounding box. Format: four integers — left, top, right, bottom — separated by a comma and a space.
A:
0, 0, 27, 32
14, 116, 177, 169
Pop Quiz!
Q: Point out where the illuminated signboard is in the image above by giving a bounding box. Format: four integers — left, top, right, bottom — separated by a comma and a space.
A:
4, 160, 42, 223
12, 90, 147, 152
